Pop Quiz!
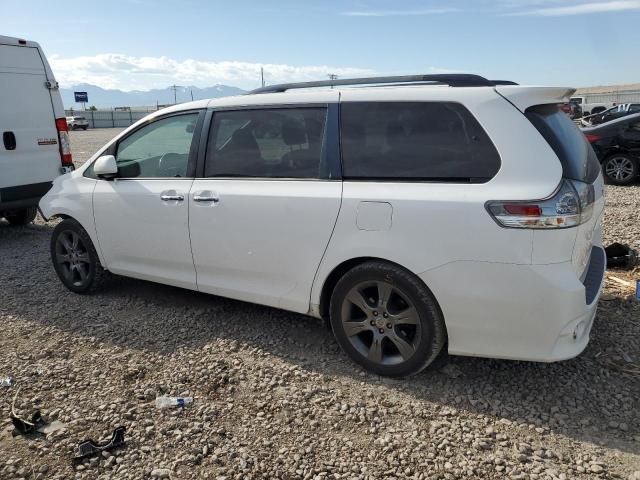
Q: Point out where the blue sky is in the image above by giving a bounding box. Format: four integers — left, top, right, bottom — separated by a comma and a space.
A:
4, 0, 640, 90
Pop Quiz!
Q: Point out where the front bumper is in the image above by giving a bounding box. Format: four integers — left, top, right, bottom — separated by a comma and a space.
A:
419, 246, 605, 362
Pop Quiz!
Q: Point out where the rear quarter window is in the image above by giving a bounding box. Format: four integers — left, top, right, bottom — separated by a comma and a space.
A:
525, 104, 600, 184
340, 102, 501, 182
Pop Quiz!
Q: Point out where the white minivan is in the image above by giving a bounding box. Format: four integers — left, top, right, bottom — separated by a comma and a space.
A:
40, 74, 606, 377
0, 35, 72, 225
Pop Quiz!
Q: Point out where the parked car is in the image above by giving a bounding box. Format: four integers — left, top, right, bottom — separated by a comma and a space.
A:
40, 74, 605, 377
561, 102, 582, 119
570, 96, 614, 116
582, 112, 640, 185
66, 115, 89, 130
0, 34, 73, 226
581, 103, 640, 126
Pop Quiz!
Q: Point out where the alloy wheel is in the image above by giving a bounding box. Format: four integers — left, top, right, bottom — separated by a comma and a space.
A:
605, 156, 634, 182
54, 229, 91, 287
340, 280, 420, 366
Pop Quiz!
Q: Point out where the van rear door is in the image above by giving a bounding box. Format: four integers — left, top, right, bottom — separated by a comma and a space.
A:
0, 41, 61, 194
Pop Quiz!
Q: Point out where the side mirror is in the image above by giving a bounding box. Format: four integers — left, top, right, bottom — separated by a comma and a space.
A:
94, 155, 118, 179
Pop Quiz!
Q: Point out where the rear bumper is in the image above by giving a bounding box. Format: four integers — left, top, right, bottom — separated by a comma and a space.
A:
0, 182, 52, 212
419, 246, 605, 362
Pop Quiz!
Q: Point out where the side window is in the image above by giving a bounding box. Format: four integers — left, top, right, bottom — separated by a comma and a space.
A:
205, 108, 327, 179
340, 102, 501, 182
115, 113, 198, 178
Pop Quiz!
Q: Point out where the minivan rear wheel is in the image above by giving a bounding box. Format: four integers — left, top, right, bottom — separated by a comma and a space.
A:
51, 218, 111, 294
330, 261, 446, 377
4, 207, 37, 226
603, 154, 638, 185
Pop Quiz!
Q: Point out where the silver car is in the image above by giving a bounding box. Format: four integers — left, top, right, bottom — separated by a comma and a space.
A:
66, 115, 89, 130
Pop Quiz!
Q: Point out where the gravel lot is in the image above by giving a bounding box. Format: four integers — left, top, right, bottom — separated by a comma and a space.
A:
0, 128, 639, 479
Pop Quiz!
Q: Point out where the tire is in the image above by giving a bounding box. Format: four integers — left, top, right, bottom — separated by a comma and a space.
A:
50, 218, 111, 294
602, 154, 638, 186
82, 126, 88, 130
4, 207, 37, 226
329, 261, 446, 377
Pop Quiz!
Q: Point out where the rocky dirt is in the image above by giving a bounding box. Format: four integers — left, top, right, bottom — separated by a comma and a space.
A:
0, 128, 638, 479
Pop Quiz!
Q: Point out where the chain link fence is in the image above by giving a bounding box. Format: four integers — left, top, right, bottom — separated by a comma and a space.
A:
64, 108, 157, 129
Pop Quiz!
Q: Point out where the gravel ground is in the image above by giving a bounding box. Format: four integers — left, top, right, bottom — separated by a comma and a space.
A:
0, 128, 639, 479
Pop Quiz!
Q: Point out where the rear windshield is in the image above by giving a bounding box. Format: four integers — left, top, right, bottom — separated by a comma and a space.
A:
525, 104, 600, 184
74, 116, 86, 120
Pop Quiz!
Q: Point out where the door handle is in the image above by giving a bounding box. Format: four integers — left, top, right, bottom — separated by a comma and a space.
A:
160, 190, 184, 201
193, 191, 219, 203
3, 131, 16, 151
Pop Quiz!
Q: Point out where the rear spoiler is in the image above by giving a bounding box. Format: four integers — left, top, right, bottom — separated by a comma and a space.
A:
495, 86, 576, 113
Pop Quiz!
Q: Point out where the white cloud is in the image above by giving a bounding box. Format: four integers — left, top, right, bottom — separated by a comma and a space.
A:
505, 0, 640, 15
341, 8, 459, 16
48, 53, 375, 91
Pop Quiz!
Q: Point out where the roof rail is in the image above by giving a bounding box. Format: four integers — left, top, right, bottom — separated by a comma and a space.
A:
248, 74, 505, 94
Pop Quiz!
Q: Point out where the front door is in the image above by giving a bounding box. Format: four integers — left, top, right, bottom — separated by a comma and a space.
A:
93, 111, 201, 289
189, 103, 342, 312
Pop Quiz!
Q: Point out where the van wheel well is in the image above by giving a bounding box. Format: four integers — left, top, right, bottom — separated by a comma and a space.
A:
319, 257, 436, 320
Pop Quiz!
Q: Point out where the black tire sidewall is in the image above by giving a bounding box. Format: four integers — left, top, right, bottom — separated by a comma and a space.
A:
5, 207, 37, 225
603, 155, 638, 186
50, 219, 101, 294
329, 262, 445, 377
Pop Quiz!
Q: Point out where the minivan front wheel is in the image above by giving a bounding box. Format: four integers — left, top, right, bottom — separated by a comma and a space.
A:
51, 218, 111, 294
603, 155, 638, 185
330, 261, 446, 377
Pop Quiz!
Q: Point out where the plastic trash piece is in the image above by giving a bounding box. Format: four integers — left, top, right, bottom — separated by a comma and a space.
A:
73, 426, 126, 461
155, 396, 193, 408
1, 377, 12, 387
605, 243, 637, 269
636, 280, 640, 302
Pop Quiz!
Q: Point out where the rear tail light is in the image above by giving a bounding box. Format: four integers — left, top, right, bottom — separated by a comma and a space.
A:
584, 133, 601, 143
487, 179, 594, 229
55, 118, 73, 167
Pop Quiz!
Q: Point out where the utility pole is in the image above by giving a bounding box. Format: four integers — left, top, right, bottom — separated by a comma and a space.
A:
261, 67, 265, 88
190, 89, 194, 101
169, 84, 184, 105
328, 73, 338, 89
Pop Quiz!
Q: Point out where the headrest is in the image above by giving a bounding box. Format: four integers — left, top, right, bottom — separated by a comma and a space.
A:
282, 119, 307, 146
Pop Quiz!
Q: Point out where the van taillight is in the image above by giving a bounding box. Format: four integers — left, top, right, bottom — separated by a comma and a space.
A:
55, 118, 73, 167
487, 179, 594, 229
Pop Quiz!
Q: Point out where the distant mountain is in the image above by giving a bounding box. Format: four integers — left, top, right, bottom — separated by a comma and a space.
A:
60, 83, 246, 109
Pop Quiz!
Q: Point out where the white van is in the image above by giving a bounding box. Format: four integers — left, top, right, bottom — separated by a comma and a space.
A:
40, 74, 605, 377
0, 34, 72, 225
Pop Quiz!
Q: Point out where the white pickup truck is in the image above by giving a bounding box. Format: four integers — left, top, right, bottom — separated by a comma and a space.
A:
0, 34, 73, 225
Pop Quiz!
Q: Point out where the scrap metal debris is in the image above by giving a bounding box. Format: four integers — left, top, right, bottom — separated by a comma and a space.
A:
8, 386, 66, 437
0, 376, 12, 387
73, 426, 126, 461
10, 387, 46, 435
